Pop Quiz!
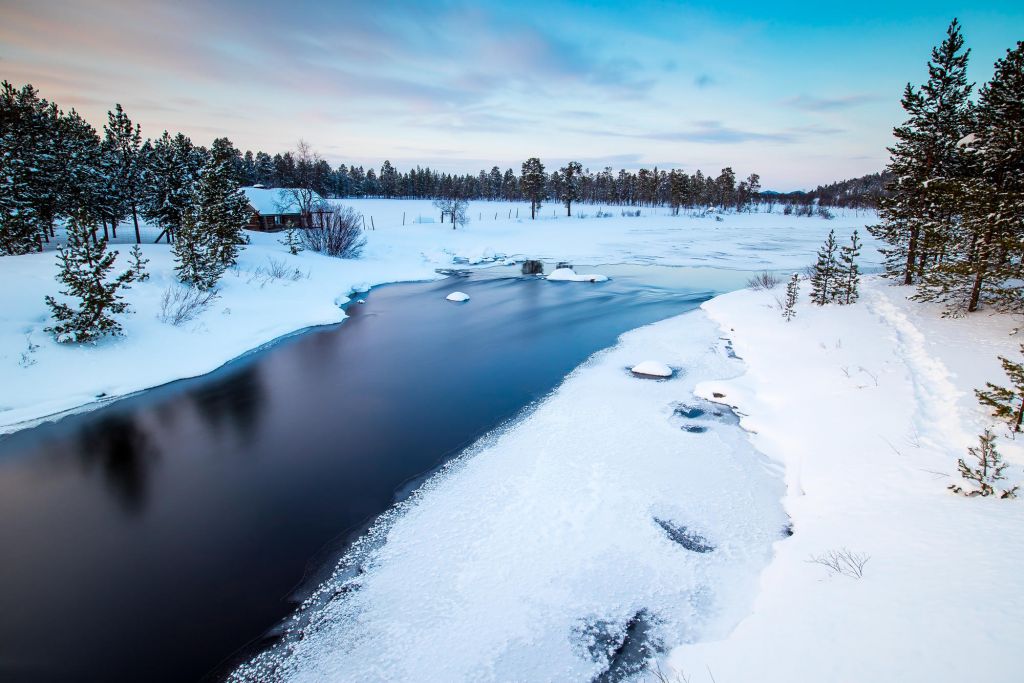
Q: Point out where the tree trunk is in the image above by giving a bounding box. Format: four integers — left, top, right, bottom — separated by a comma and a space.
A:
567, 201, 572, 217
1015, 399, 1023, 433
102, 220, 109, 241
904, 223, 918, 285
968, 225, 994, 313
131, 205, 141, 244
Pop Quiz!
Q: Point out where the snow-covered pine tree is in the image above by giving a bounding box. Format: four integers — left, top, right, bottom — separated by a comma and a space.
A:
782, 273, 799, 321
520, 158, 546, 220
948, 428, 1019, 498
837, 230, 862, 304
173, 204, 225, 290
103, 104, 145, 243
143, 131, 199, 244
869, 19, 973, 286
927, 40, 1024, 315
129, 244, 149, 282
809, 230, 840, 305
0, 81, 53, 255
194, 137, 252, 269
281, 228, 302, 255
975, 344, 1024, 433
45, 209, 134, 343
559, 161, 583, 216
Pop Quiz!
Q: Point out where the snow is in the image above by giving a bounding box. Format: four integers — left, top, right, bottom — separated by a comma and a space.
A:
631, 360, 673, 377
445, 291, 470, 302
665, 277, 1024, 683
547, 267, 610, 282
0, 201, 878, 433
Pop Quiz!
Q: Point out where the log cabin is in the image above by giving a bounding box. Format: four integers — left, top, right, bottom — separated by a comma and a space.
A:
241, 186, 328, 231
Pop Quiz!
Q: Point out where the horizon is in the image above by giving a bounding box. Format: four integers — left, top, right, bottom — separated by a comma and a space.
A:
2, 0, 1022, 191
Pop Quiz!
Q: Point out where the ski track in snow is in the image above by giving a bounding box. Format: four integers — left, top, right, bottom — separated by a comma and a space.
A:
866, 289, 968, 454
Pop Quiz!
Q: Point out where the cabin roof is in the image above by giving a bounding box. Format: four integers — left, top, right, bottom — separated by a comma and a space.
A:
240, 186, 326, 215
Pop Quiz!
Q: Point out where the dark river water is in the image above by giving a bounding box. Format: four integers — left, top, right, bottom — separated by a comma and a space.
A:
0, 264, 757, 682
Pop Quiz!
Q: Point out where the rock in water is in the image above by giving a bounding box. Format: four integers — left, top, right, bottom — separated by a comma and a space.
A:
446, 291, 470, 302
630, 361, 672, 378
521, 260, 544, 275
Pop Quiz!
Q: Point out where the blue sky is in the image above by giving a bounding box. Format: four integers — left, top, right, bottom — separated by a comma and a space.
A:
1, 0, 1021, 189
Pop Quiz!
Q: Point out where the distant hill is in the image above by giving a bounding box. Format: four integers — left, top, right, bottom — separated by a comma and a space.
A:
767, 171, 894, 209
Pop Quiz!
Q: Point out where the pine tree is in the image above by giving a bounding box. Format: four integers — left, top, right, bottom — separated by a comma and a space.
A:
869, 19, 973, 286
103, 104, 145, 243
45, 209, 134, 343
143, 131, 199, 244
975, 344, 1024, 433
809, 230, 840, 305
947, 41, 1024, 314
837, 230, 862, 304
948, 429, 1018, 498
195, 137, 252, 269
129, 244, 149, 282
520, 158, 546, 219
559, 161, 583, 216
782, 273, 800, 321
0, 82, 53, 254
281, 228, 302, 255
173, 204, 225, 290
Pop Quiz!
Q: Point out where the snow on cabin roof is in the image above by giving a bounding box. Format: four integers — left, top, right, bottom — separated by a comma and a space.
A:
240, 186, 325, 215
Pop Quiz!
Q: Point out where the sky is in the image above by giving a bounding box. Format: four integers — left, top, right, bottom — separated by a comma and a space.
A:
1, 0, 1022, 190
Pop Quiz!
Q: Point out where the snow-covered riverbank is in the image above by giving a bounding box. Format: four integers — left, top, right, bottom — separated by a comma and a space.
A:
673, 277, 1024, 682
0, 202, 873, 433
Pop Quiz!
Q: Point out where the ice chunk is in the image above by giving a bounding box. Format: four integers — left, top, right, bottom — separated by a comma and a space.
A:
445, 291, 470, 302
548, 267, 609, 283
631, 361, 672, 378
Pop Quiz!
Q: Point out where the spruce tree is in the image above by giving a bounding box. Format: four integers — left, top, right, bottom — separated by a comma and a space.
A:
809, 230, 840, 305
129, 244, 150, 282
975, 344, 1024, 433
520, 158, 546, 219
948, 429, 1018, 498
782, 273, 799, 321
869, 19, 973, 285
143, 131, 199, 244
45, 209, 134, 343
837, 230, 862, 304
103, 104, 145, 243
0, 82, 52, 254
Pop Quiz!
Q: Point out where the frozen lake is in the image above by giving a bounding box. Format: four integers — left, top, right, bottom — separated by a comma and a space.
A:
0, 263, 771, 682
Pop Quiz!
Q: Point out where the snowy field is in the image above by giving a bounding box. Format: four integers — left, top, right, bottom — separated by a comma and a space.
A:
0, 201, 874, 433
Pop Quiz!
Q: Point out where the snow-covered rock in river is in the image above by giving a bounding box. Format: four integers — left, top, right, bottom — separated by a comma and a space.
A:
446, 291, 470, 302
631, 360, 673, 378
547, 267, 609, 283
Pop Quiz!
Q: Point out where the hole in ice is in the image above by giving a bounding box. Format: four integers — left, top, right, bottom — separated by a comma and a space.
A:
671, 400, 739, 426
573, 609, 663, 683
653, 518, 716, 553
681, 425, 708, 434
673, 406, 705, 419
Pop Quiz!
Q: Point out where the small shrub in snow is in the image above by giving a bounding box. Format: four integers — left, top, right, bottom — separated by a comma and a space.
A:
807, 548, 870, 578
746, 271, 779, 291
248, 257, 306, 286
949, 428, 1019, 498
129, 244, 150, 282
974, 344, 1024, 434
280, 228, 302, 255
816, 206, 835, 220
18, 335, 39, 367
809, 230, 840, 305
782, 273, 800, 321
158, 284, 218, 326
301, 206, 365, 258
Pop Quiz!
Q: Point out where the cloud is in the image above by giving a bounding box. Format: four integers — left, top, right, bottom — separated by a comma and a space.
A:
785, 94, 879, 111
571, 120, 796, 144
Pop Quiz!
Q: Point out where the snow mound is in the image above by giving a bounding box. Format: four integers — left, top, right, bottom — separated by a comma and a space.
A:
631, 361, 673, 378
445, 291, 470, 302
548, 267, 609, 283
351, 282, 371, 294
